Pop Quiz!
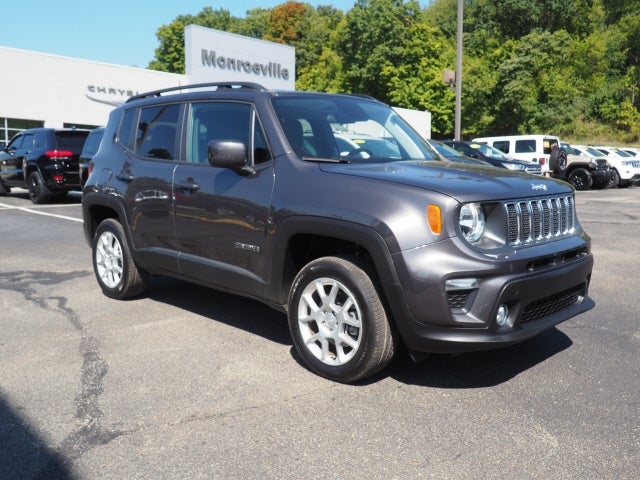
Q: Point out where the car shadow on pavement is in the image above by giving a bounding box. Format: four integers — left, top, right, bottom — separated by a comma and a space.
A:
382, 327, 573, 388
3, 189, 82, 204
146, 276, 292, 346
144, 277, 573, 388
0, 396, 73, 480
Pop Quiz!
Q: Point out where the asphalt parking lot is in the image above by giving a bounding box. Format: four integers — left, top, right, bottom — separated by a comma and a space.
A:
0, 187, 638, 479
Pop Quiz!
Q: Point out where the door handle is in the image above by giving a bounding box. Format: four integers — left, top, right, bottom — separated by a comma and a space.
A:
116, 170, 134, 181
175, 179, 200, 192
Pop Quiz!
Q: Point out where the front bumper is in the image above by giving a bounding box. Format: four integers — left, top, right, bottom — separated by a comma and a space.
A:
590, 169, 613, 183
388, 236, 594, 354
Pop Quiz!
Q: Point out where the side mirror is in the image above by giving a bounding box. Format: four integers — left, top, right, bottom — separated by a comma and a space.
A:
207, 140, 254, 175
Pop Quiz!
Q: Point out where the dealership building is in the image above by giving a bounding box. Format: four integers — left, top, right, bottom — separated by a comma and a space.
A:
0, 24, 430, 144
0, 26, 296, 145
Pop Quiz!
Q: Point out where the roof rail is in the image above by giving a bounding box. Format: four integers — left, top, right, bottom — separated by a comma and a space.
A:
126, 82, 267, 103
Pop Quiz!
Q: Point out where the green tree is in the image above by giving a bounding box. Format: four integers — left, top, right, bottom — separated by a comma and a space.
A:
380, 20, 456, 135
235, 8, 272, 39
296, 7, 346, 92
338, 0, 422, 102
148, 7, 242, 73
491, 30, 580, 134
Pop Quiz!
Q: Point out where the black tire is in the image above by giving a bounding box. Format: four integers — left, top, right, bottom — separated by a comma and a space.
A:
92, 218, 148, 299
608, 169, 620, 189
567, 168, 593, 191
0, 180, 9, 196
28, 171, 50, 204
288, 255, 397, 383
549, 147, 568, 177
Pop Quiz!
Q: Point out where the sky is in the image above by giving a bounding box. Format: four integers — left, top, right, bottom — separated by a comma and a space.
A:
0, 0, 358, 69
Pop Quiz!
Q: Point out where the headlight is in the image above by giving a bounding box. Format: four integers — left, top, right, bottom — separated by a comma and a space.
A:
459, 203, 486, 243
502, 162, 525, 171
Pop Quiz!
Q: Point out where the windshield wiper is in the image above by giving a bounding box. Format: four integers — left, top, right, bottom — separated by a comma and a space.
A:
302, 156, 351, 164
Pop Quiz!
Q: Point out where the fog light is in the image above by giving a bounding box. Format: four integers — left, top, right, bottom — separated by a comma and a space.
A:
496, 304, 508, 326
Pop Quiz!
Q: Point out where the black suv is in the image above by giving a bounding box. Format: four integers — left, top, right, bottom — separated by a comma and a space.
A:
79, 127, 105, 187
0, 127, 90, 203
82, 82, 595, 383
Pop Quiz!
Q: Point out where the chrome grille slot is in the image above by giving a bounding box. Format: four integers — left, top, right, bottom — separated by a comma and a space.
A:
505, 195, 575, 246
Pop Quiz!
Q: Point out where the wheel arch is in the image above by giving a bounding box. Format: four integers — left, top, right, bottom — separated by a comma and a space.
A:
82, 192, 129, 247
267, 217, 402, 316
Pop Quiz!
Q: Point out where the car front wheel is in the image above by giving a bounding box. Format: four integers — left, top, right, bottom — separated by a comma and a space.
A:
608, 169, 620, 188
567, 168, 593, 190
92, 218, 148, 299
288, 255, 397, 383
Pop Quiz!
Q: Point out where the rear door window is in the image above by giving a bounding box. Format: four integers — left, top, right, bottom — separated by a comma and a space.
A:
135, 104, 181, 160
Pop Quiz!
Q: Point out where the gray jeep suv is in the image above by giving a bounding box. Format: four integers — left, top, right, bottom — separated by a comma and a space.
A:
82, 83, 594, 383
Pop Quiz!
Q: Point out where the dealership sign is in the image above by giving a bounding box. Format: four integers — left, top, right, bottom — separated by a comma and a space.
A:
185, 25, 295, 90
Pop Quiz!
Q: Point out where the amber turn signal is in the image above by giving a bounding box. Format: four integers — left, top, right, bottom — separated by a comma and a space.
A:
427, 204, 442, 234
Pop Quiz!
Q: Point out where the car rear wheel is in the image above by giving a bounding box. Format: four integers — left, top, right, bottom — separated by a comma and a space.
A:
92, 218, 148, 299
288, 255, 397, 383
567, 168, 593, 190
28, 171, 50, 204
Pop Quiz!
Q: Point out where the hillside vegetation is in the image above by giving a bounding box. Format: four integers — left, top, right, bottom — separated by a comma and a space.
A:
148, 0, 640, 143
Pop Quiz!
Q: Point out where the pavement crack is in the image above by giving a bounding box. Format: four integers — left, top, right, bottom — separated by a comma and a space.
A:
0, 270, 124, 465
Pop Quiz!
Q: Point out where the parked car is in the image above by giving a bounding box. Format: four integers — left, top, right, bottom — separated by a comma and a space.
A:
82, 82, 594, 383
559, 143, 612, 190
443, 140, 543, 175
472, 134, 565, 175
426, 139, 491, 165
618, 147, 640, 157
0, 127, 90, 203
79, 127, 105, 187
588, 145, 640, 188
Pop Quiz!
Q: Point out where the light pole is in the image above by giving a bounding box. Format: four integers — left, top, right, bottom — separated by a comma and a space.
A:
454, 0, 463, 140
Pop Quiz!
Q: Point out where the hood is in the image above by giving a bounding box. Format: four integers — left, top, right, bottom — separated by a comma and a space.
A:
318, 160, 572, 202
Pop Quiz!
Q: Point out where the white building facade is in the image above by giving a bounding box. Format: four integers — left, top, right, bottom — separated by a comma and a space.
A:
0, 28, 295, 145
0, 46, 187, 144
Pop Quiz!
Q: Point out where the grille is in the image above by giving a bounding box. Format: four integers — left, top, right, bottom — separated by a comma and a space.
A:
520, 283, 586, 324
505, 195, 575, 246
595, 159, 608, 169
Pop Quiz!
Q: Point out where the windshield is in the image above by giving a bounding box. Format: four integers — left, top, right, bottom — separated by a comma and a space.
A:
271, 95, 438, 163
582, 146, 606, 157
428, 139, 464, 157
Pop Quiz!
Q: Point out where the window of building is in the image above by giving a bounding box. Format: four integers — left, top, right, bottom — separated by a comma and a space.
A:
0, 117, 44, 145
